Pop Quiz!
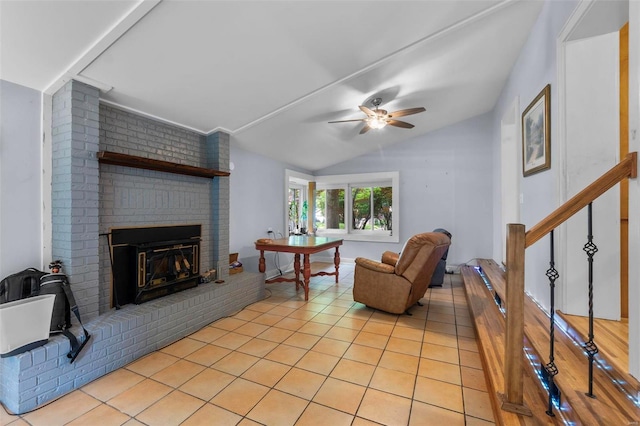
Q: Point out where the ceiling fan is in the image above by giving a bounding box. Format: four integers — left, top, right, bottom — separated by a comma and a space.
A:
328, 98, 426, 134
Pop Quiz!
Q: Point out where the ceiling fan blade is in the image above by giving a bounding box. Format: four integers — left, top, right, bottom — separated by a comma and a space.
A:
328, 118, 367, 123
359, 124, 372, 134
388, 107, 426, 118
387, 119, 415, 129
359, 105, 376, 117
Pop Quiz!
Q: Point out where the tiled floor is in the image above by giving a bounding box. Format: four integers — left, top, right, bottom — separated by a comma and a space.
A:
1, 263, 495, 426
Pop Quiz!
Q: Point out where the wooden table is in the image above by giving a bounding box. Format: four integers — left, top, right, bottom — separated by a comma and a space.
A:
255, 236, 343, 301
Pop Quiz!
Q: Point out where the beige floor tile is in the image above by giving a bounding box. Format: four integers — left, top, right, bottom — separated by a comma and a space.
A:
185, 343, 232, 366
311, 337, 350, 357
461, 366, 488, 391
211, 332, 253, 350
457, 325, 476, 338
357, 388, 411, 426
460, 349, 483, 369
233, 322, 270, 337
150, 359, 205, 388
257, 326, 295, 343
369, 367, 415, 398
178, 368, 235, 401
379, 351, 419, 374
160, 337, 206, 358
426, 321, 458, 335
409, 400, 465, 426
330, 358, 375, 386
236, 337, 279, 357
418, 358, 462, 385
391, 326, 425, 342
136, 390, 204, 426
298, 302, 328, 312
23, 391, 101, 426
210, 378, 269, 416
212, 351, 260, 376
274, 317, 307, 331
463, 388, 495, 422
247, 389, 308, 426
458, 336, 480, 353
353, 331, 389, 349
344, 306, 374, 321
295, 402, 354, 426
181, 403, 242, 426
246, 301, 279, 313
396, 316, 426, 329
312, 377, 366, 415
361, 321, 394, 335
0, 405, 20, 424
211, 317, 247, 331
429, 305, 455, 316
413, 376, 463, 413
189, 326, 228, 343
465, 415, 496, 425
310, 313, 341, 325
107, 379, 172, 416
81, 368, 145, 401
386, 337, 422, 356
324, 326, 360, 342
280, 300, 308, 309
352, 417, 381, 426
66, 404, 130, 426
288, 309, 318, 321
422, 342, 460, 364
343, 344, 383, 365
122, 417, 147, 425
252, 312, 286, 326
268, 305, 297, 316
126, 352, 179, 377
295, 350, 340, 375
233, 308, 263, 322
423, 330, 458, 348
241, 359, 291, 387
321, 305, 350, 316
369, 311, 399, 325
297, 321, 332, 336
274, 367, 326, 400
428, 311, 457, 324
283, 332, 322, 349
265, 344, 308, 365
333, 316, 366, 331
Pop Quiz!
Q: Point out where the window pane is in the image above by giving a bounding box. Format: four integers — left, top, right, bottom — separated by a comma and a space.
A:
351, 187, 371, 230
373, 186, 392, 231
289, 187, 301, 234
316, 188, 344, 230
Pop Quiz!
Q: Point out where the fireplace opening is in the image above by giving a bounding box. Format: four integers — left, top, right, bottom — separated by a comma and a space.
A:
110, 225, 201, 306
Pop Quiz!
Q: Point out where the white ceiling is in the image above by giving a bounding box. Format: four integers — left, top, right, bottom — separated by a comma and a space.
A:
1, 0, 543, 171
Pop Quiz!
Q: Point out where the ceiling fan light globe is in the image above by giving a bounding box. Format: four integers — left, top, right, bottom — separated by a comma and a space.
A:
368, 118, 387, 129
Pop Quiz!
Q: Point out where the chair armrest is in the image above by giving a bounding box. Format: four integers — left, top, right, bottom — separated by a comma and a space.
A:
354, 257, 396, 274
381, 251, 399, 266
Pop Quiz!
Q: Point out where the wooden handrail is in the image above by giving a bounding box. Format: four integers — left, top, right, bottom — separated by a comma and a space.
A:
525, 152, 637, 248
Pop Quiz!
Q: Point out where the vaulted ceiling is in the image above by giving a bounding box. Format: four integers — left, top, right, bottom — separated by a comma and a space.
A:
1, 0, 544, 171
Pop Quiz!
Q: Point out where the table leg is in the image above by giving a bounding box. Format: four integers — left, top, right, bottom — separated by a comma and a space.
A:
259, 250, 266, 273
294, 253, 301, 290
334, 247, 340, 283
303, 253, 311, 301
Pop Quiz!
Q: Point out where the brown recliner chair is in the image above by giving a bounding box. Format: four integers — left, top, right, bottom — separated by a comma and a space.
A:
353, 232, 451, 314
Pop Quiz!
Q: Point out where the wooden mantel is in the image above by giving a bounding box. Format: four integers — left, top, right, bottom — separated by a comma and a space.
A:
97, 151, 230, 179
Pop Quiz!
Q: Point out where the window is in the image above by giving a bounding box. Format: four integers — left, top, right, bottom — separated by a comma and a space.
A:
314, 172, 399, 243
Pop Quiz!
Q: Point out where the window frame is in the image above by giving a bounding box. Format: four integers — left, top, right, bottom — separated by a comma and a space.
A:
315, 171, 399, 243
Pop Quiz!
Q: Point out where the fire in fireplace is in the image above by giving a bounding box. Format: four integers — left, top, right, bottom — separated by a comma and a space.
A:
109, 225, 201, 306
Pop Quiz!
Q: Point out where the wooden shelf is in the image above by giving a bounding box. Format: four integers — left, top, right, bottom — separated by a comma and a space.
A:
97, 151, 230, 179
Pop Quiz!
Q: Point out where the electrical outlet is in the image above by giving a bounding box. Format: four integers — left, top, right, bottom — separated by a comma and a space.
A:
267, 227, 274, 234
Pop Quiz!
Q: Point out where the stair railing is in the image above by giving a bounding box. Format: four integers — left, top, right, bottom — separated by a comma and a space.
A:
502, 151, 637, 416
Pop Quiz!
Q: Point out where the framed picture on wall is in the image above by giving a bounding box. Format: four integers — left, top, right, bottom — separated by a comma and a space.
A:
522, 84, 551, 177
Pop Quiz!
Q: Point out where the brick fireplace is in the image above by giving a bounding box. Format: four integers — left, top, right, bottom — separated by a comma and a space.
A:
0, 80, 265, 414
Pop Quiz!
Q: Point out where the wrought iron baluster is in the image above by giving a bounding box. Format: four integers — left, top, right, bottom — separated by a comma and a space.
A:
583, 202, 599, 398
544, 230, 560, 416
